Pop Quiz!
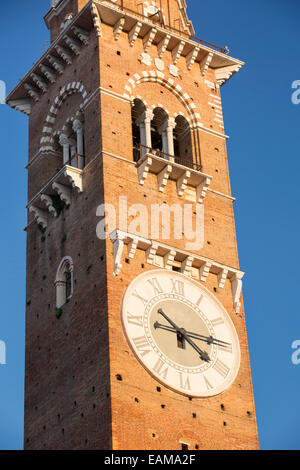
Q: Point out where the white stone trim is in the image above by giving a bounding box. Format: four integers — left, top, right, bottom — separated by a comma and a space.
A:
171, 40, 185, 64
231, 272, 243, 314
29, 205, 48, 229
113, 17, 125, 41
63, 35, 81, 55
71, 25, 90, 45
47, 54, 65, 74
143, 27, 157, 53
215, 64, 242, 87
157, 164, 172, 192
200, 52, 214, 76
186, 46, 200, 70
109, 229, 244, 313
91, 2, 102, 37
39, 81, 87, 152
124, 71, 200, 126
55, 45, 73, 65
7, 99, 32, 115
30, 73, 48, 93
129, 21, 142, 47
52, 182, 72, 205
40, 194, 58, 217
157, 34, 171, 58
24, 84, 40, 102
207, 188, 235, 202
55, 255, 74, 308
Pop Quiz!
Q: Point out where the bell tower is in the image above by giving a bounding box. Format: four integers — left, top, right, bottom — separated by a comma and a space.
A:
7, 0, 259, 450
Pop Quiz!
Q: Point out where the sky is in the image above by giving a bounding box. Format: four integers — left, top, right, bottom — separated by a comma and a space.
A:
0, 0, 299, 450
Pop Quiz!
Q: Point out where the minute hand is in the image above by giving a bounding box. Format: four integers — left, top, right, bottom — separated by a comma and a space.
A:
183, 332, 211, 362
154, 322, 230, 347
157, 309, 210, 362
157, 308, 181, 331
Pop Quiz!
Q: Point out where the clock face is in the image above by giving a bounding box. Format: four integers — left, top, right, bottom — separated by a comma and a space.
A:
121, 270, 241, 397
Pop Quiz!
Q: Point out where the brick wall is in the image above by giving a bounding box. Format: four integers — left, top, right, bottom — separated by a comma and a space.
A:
22, 2, 258, 450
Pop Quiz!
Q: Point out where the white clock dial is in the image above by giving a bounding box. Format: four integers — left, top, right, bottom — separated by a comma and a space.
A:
121, 270, 241, 397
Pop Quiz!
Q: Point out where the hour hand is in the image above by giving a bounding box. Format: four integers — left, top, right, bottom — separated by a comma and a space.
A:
157, 308, 180, 331
154, 318, 210, 363
184, 334, 211, 362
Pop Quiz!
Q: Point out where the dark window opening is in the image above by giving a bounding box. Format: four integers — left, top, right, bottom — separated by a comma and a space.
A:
65, 270, 72, 299
173, 115, 197, 170
131, 98, 146, 161
151, 127, 163, 152
132, 122, 141, 162
181, 443, 189, 451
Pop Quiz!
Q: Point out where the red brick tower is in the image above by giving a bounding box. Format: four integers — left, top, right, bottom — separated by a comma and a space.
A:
7, 0, 259, 450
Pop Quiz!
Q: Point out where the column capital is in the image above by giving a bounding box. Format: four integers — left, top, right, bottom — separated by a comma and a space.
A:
158, 117, 176, 134
136, 109, 154, 126
144, 109, 154, 121
73, 119, 83, 133
59, 133, 69, 146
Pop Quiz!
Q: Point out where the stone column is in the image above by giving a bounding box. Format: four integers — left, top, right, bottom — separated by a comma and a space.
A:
73, 119, 84, 169
136, 110, 154, 157
69, 138, 77, 168
159, 118, 176, 159
59, 133, 70, 165
166, 118, 176, 157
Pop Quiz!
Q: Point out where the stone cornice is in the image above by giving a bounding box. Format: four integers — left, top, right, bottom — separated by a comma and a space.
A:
109, 229, 244, 314
95, 0, 244, 77
6, 1, 93, 107
7, 0, 244, 111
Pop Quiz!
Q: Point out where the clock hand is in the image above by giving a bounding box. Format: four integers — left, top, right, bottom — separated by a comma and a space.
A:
183, 333, 211, 363
155, 311, 211, 362
154, 321, 230, 348
157, 308, 181, 331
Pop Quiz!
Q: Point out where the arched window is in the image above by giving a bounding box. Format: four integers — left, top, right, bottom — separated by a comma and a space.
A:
151, 107, 169, 154
173, 115, 193, 169
131, 99, 146, 161
131, 101, 177, 161
57, 119, 85, 169
55, 256, 74, 308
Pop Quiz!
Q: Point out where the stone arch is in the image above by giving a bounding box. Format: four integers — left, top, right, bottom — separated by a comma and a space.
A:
151, 106, 169, 152
124, 71, 202, 127
173, 114, 193, 168
131, 98, 147, 159
55, 256, 74, 308
40, 81, 88, 153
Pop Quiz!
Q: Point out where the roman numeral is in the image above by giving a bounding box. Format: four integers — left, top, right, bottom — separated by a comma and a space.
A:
218, 343, 232, 354
211, 317, 224, 327
171, 279, 185, 296
213, 359, 230, 379
179, 372, 191, 391
127, 312, 143, 327
132, 336, 151, 357
153, 358, 169, 380
148, 278, 164, 295
132, 289, 148, 306
195, 294, 203, 306
203, 375, 213, 391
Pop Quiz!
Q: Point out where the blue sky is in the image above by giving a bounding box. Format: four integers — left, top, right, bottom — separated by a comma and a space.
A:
0, 0, 299, 450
